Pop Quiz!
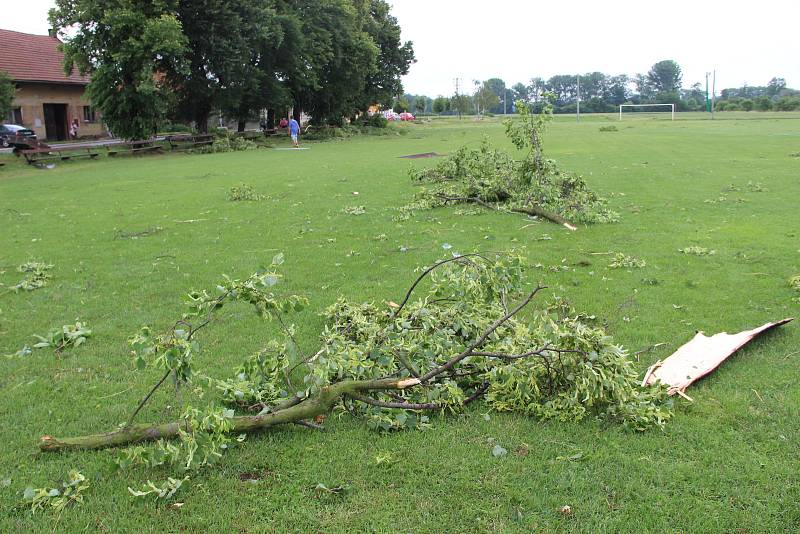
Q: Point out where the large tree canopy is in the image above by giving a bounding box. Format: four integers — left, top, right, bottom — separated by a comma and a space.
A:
50, 0, 188, 140
647, 59, 682, 94
50, 0, 414, 135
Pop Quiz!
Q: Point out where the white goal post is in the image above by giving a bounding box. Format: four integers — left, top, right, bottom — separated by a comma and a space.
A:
618, 104, 675, 121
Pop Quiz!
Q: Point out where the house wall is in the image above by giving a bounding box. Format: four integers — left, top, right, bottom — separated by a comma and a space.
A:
12, 82, 107, 140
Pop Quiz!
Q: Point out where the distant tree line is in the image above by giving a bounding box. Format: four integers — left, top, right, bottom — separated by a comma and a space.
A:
49, 0, 415, 139
407, 60, 798, 116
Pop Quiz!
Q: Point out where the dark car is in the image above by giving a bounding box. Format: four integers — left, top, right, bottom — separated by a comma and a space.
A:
0, 124, 37, 149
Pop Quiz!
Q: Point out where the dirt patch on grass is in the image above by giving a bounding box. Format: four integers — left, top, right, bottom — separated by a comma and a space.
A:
399, 152, 444, 159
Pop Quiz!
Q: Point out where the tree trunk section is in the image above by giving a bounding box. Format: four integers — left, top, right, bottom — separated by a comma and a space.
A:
39, 378, 420, 452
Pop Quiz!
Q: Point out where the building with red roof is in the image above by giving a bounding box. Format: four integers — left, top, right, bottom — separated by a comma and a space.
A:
1, 28, 106, 140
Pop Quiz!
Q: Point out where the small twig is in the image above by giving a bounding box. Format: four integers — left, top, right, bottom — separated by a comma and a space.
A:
97, 386, 134, 399
349, 393, 442, 411
294, 420, 325, 431
125, 369, 172, 428
463, 382, 490, 405
393, 253, 487, 317
751, 389, 764, 402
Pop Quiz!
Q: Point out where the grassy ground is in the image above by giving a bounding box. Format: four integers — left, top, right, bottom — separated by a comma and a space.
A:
1, 112, 798, 533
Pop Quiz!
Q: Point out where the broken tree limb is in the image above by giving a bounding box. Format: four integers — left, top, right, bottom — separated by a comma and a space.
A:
40, 377, 420, 452
509, 206, 577, 231
40, 280, 549, 453
436, 193, 577, 231
643, 318, 794, 396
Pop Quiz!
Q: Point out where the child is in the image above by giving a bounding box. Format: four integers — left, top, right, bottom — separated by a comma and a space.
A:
288, 117, 300, 148
69, 118, 79, 140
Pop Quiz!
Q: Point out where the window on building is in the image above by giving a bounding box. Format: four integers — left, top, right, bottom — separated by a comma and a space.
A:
83, 106, 96, 122
5, 108, 23, 124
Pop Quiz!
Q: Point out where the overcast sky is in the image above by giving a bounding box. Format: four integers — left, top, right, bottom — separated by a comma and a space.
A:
5, 0, 798, 96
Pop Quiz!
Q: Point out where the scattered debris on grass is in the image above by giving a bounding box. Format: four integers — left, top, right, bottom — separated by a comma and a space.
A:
642, 318, 794, 399
599, 125, 618, 132
227, 183, 264, 201
790, 274, 800, 302
403, 101, 618, 229
23, 470, 89, 514
128, 477, 190, 501
342, 206, 366, 215
608, 253, 646, 269
32, 321, 92, 353
679, 246, 716, 256
9, 262, 53, 292
313, 483, 350, 496
491, 444, 508, 458
3, 345, 32, 359
114, 226, 164, 239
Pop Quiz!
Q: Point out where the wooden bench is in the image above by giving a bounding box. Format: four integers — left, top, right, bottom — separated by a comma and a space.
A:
22, 146, 100, 165
107, 140, 164, 156
165, 134, 214, 150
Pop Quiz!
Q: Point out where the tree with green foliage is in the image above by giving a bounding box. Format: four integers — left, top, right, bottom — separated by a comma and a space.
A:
474, 81, 499, 114
50, 0, 188, 140
451, 94, 472, 118
432, 95, 450, 114
288, 0, 378, 125
355, 0, 415, 114
413, 95, 427, 116
170, 0, 284, 133
647, 60, 682, 94
766, 77, 786, 97
755, 96, 772, 111
0, 70, 15, 120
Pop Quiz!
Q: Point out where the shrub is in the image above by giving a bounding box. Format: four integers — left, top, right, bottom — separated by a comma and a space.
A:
755, 97, 773, 111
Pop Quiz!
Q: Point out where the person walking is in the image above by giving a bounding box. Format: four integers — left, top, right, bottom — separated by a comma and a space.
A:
69, 118, 79, 140
288, 116, 300, 148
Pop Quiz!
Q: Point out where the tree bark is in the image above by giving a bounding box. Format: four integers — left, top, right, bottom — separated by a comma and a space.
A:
39, 377, 420, 452
510, 205, 577, 231
437, 194, 577, 231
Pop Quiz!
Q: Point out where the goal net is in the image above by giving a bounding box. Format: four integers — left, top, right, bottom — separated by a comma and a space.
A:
618, 104, 675, 121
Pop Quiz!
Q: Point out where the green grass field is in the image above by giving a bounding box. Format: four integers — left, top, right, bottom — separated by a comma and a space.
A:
1, 112, 799, 532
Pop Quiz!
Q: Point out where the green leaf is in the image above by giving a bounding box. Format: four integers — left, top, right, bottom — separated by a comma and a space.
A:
492, 444, 508, 457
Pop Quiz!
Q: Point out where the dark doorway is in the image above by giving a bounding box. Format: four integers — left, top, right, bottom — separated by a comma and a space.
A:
43, 103, 68, 141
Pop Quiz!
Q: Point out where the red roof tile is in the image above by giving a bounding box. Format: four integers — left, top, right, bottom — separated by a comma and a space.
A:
0, 28, 90, 85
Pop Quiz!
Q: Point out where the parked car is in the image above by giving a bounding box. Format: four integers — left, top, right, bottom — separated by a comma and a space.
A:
399, 112, 415, 121
0, 124, 37, 149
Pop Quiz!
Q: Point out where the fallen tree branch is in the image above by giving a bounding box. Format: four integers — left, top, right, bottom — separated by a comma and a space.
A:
40, 377, 421, 452
437, 194, 576, 231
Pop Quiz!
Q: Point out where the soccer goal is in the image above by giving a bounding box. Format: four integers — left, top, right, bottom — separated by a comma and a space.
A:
618, 104, 675, 121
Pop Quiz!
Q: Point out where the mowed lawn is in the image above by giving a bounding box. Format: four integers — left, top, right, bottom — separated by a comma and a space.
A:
1, 113, 798, 533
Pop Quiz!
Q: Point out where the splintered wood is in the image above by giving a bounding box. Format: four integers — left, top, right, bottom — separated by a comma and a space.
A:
642, 318, 794, 400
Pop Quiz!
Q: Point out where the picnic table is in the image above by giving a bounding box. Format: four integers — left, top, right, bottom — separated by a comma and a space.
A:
21, 145, 100, 165
165, 134, 215, 150
107, 140, 163, 156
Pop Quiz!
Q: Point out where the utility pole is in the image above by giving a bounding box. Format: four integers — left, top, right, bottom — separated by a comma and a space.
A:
705, 72, 711, 113
711, 70, 716, 120
576, 74, 581, 123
